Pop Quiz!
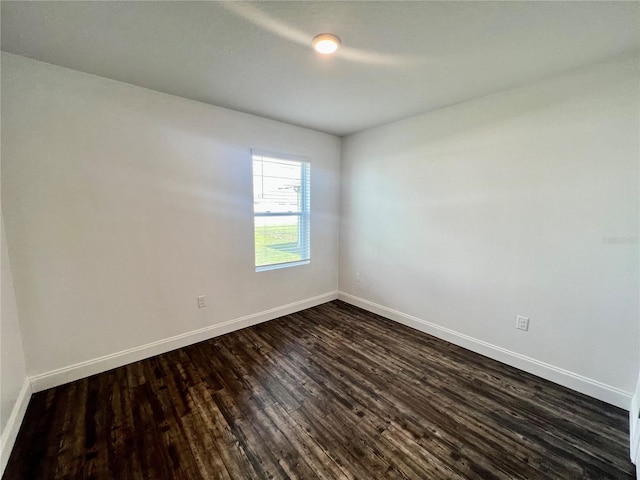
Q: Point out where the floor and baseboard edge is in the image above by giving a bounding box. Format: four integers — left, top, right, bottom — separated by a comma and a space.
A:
630, 370, 640, 467
337, 291, 632, 410
8, 290, 633, 475
0, 378, 32, 476
29, 291, 338, 393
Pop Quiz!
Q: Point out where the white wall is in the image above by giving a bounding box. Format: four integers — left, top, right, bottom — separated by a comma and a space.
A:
1, 53, 340, 380
1, 215, 29, 472
1, 50, 637, 410
340, 56, 640, 407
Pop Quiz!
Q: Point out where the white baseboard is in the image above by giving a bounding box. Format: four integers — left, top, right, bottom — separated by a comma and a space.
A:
626, 371, 640, 475
338, 291, 632, 410
30, 291, 338, 393
631, 399, 638, 462
0, 379, 32, 475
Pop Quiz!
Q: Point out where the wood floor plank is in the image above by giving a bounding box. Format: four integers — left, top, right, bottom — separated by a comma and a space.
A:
107, 367, 146, 480
139, 356, 203, 480
3, 300, 634, 479
240, 401, 322, 480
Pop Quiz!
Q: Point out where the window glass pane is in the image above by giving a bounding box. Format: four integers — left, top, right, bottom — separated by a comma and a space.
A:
263, 159, 300, 180
255, 177, 301, 213
254, 215, 302, 267
253, 160, 302, 214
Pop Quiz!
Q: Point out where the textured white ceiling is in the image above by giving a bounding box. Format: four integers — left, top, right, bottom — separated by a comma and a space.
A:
2, 1, 638, 136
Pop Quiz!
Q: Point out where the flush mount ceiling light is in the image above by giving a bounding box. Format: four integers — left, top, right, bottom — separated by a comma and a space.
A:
312, 33, 341, 54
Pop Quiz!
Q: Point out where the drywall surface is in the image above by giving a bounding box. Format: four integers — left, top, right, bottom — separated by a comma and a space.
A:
1, 216, 28, 433
340, 56, 640, 396
1, 53, 340, 377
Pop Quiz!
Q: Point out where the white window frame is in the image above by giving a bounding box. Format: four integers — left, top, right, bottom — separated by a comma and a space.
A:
252, 150, 310, 272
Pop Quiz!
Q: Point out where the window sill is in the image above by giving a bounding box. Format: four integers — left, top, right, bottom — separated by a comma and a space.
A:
256, 260, 310, 272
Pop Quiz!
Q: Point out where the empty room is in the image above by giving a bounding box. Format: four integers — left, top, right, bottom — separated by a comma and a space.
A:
1, 1, 639, 479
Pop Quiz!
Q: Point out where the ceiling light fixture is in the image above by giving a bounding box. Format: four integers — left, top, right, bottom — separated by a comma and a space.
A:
312, 33, 340, 54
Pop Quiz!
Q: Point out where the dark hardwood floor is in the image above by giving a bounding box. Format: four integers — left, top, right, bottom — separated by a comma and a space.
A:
3, 300, 634, 479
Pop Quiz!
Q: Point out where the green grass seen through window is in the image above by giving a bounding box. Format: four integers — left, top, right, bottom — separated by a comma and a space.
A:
255, 223, 301, 267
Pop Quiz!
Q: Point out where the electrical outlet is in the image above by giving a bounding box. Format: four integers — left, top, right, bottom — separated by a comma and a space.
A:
197, 295, 207, 308
516, 315, 529, 331
355, 272, 361, 283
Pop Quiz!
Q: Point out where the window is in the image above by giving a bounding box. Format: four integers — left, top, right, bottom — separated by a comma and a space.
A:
252, 150, 310, 271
